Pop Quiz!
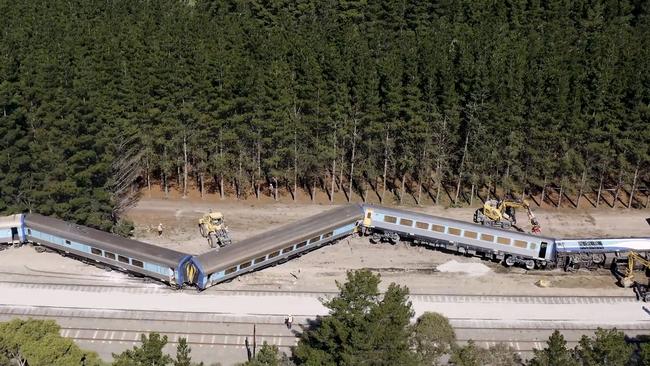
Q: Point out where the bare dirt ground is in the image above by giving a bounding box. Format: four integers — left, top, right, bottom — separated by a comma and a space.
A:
120, 193, 650, 296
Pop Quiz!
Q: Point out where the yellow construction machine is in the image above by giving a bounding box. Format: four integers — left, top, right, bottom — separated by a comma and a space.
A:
198, 211, 232, 249
473, 198, 541, 234
619, 251, 650, 301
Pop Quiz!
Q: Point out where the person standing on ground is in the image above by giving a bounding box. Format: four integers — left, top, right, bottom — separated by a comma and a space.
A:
287, 314, 293, 329
157, 223, 163, 236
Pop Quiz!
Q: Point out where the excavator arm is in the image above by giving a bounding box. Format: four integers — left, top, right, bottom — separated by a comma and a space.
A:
497, 199, 542, 233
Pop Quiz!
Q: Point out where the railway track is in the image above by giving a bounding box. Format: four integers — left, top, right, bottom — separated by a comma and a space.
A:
0, 279, 637, 304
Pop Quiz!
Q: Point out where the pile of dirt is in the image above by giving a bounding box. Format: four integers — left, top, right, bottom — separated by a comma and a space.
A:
436, 260, 491, 277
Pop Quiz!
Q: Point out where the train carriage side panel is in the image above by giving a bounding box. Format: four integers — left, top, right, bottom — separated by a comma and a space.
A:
195, 204, 364, 289
23, 214, 188, 285
362, 204, 556, 264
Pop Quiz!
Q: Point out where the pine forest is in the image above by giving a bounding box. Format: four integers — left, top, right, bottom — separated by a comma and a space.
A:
1, 0, 648, 230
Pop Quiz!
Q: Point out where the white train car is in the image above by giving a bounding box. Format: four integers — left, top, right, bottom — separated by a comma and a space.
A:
360, 204, 556, 269
0, 214, 25, 246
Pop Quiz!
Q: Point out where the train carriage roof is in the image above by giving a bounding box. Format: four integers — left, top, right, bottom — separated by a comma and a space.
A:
196, 204, 364, 274
0, 214, 23, 230
24, 214, 187, 267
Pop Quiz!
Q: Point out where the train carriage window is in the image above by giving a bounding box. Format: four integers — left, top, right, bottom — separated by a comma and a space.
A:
240, 261, 252, 269
91, 248, 102, 256
383, 216, 398, 224
225, 266, 238, 275
268, 251, 280, 259
431, 224, 445, 233
463, 231, 478, 239
497, 237, 511, 245
282, 246, 294, 254
254, 256, 266, 264
296, 241, 307, 249
131, 259, 144, 268
366, 212, 372, 219
399, 218, 413, 227
309, 236, 321, 244
323, 232, 333, 239
65, 240, 71, 245
118, 255, 129, 264
514, 240, 528, 248
104, 252, 116, 260
27, 229, 31, 235
480, 234, 495, 242
448, 228, 461, 236
415, 222, 429, 230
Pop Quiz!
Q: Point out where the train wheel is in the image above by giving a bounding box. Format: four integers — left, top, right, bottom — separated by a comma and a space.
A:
35, 246, 46, 253
592, 254, 605, 265
370, 233, 381, 244
524, 259, 535, 270
504, 256, 516, 267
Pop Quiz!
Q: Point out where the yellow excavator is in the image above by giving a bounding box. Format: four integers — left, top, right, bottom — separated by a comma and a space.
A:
619, 251, 650, 301
198, 211, 232, 249
473, 198, 541, 234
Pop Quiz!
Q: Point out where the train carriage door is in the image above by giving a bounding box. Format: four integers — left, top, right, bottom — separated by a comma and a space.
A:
11, 227, 18, 243
539, 242, 548, 259
363, 208, 373, 227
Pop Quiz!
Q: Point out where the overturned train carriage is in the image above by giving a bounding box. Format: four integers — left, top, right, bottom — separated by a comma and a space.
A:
555, 238, 650, 270
360, 204, 556, 269
23, 214, 195, 287
193, 204, 364, 289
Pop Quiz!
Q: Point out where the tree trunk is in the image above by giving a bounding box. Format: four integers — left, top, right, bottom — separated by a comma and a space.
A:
381, 131, 389, 203
273, 177, 278, 201
330, 127, 337, 203
146, 160, 151, 194
613, 168, 624, 208
219, 129, 224, 200
257, 140, 261, 200
200, 173, 204, 199
645, 191, 650, 209
596, 172, 603, 208
399, 173, 406, 205
163, 172, 168, 198
454, 131, 470, 205
557, 183, 563, 208
576, 168, 587, 209
293, 131, 298, 202
219, 174, 224, 199
540, 176, 547, 207
311, 179, 316, 202
628, 165, 639, 209
470, 183, 475, 206
435, 161, 442, 205
348, 119, 357, 202
182, 135, 188, 198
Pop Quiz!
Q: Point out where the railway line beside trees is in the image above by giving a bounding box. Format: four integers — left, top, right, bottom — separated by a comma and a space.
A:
1, 0, 649, 232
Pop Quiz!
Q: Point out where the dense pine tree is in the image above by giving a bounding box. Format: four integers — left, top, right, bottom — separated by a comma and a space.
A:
1, 0, 648, 230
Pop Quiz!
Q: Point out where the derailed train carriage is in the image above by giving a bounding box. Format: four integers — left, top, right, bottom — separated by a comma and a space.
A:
192, 204, 363, 289
358, 204, 650, 271
2, 213, 196, 287
1, 203, 650, 290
